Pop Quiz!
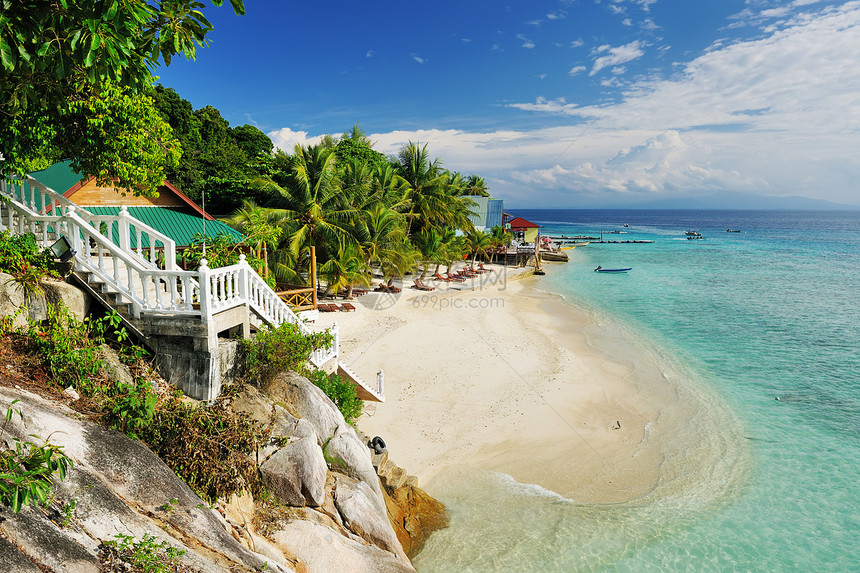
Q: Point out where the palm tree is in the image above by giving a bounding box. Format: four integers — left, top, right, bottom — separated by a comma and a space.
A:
395, 142, 451, 237
466, 228, 493, 268
488, 225, 512, 264
319, 245, 370, 298
359, 203, 416, 280
411, 228, 447, 279
463, 174, 490, 197
222, 200, 283, 277
269, 144, 359, 280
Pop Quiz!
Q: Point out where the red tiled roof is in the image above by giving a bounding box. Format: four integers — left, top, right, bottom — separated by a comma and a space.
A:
507, 216, 540, 229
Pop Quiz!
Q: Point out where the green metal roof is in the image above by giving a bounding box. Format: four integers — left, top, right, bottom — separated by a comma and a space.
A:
86, 207, 244, 248
28, 160, 85, 194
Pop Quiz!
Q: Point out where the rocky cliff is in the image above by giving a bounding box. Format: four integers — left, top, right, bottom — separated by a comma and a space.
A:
0, 275, 447, 572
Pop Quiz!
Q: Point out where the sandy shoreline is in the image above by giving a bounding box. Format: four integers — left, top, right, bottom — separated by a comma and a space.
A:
314, 264, 741, 504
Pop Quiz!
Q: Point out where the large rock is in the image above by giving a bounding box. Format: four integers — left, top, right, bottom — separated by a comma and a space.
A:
272, 520, 416, 573
260, 436, 328, 507
334, 475, 408, 562
263, 371, 345, 444
327, 426, 383, 497
0, 387, 290, 573
383, 482, 449, 558
0, 272, 88, 329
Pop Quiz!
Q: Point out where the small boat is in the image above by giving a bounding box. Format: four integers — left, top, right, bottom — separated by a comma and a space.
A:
594, 266, 632, 273
726, 229, 741, 233
685, 229, 702, 237
623, 223, 629, 227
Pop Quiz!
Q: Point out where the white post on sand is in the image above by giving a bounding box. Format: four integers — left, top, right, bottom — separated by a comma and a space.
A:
377, 369, 384, 396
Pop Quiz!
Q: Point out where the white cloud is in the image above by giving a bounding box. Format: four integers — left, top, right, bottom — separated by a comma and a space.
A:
268, 3, 860, 207
568, 65, 587, 76
412, 55, 425, 64
267, 128, 324, 152
517, 34, 536, 49
591, 40, 645, 75
570, 39, 584, 48
366, 50, 374, 58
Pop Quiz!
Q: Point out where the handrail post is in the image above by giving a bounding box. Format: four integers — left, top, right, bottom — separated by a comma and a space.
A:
237, 254, 249, 303
118, 206, 131, 252
65, 206, 82, 255
198, 258, 211, 324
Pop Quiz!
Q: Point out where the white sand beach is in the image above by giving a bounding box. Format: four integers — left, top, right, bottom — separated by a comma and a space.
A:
314, 264, 735, 504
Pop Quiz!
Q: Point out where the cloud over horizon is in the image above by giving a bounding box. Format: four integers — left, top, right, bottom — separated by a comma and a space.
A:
265, 2, 860, 208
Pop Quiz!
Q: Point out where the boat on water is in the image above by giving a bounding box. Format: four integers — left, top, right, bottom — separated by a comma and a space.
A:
727, 229, 741, 232
594, 266, 632, 273
685, 229, 702, 237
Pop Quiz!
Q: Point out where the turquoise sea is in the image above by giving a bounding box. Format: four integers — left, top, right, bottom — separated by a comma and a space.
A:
414, 209, 860, 572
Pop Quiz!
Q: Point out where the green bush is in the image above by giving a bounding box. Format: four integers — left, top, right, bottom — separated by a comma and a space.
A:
243, 320, 333, 382
307, 370, 363, 426
0, 230, 60, 297
103, 533, 185, 573
138, 395, 264, 502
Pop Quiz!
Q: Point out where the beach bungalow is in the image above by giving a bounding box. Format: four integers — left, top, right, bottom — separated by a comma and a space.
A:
28, 160, 243, 250
506, 216, 540, 243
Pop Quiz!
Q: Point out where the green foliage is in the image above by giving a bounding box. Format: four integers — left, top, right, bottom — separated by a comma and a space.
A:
60, 497, 78, 528
0, 231, 58, 287
244, 321, 333, 383
104, 533, 186, 573
103, 380, 158, 440
24, 305, 105, 392
0, 0, 244, 193
137, 394, 264, 502
307, 370, 363, 426
0, 400, 73, 514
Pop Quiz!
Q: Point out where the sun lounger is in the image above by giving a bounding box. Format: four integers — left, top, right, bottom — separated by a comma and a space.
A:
340, 302, 356, 311
433, 273, 452, 282
446, 273, 466, 282
412, 280, 435, 291
318, 303, 336, 312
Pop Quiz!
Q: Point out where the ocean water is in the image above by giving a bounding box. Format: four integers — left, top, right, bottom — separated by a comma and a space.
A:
414, 210, 860, 572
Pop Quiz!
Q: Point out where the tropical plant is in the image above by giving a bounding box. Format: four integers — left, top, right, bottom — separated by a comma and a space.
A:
466, 229, 494, 267
489, 225, 512, 263
0, 0, 244, 193
269, 144, 358, 279
0, 400, 73, 514
319, 245, 370, 298
221, 200, 283, 277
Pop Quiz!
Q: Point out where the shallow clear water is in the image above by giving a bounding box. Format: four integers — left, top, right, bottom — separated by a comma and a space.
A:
414, 210, 860, 572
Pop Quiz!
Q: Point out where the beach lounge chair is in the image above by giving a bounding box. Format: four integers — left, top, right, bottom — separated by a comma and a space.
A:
446, 273, 466, 282
340, 302, 356, 311
412, 280, 435, 291
318, 303, 336, 312
433, 273, 452, 282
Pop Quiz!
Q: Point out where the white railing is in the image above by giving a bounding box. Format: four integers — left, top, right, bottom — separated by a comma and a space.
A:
1, 174, 338, 365
338, 362, 383, 402
64, 206, 199, 316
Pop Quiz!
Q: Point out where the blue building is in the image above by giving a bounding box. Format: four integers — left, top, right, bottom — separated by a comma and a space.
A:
466, 196, 505, 231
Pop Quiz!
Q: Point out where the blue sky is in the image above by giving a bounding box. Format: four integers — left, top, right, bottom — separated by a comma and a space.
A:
156, 0, 860, 208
